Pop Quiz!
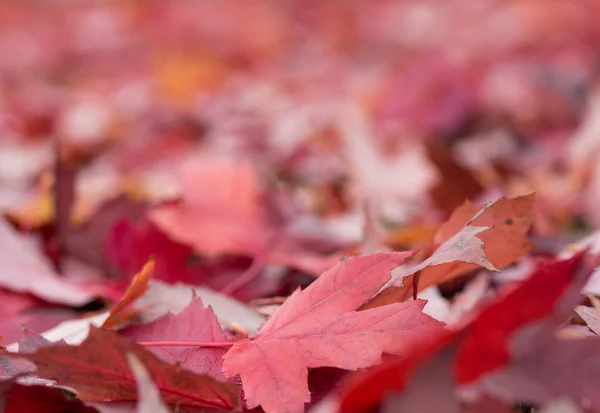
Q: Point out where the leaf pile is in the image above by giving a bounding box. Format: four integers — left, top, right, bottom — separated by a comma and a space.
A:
3, 1, 600, 413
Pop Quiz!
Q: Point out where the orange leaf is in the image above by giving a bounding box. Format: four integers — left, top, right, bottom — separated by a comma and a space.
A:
102, 257, 155, 329
362, 226, 498, 309
411, 194, 533, 303
154, 51, 229, 106
434, 193, 535, 266
413, 193, 534, 295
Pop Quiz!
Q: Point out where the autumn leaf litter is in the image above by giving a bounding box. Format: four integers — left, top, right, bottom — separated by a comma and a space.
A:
3, 1, 600, 413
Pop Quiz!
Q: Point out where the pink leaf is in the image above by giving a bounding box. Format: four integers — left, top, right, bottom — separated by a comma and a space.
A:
124, 298, 229, 380
0, 218, 98, 306
223, 252, 444, 413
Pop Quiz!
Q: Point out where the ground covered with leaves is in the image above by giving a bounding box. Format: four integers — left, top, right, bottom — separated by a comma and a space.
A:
3, 1, 600, 412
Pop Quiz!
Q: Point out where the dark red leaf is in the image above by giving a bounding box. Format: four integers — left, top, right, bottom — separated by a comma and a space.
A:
1, 381, 98, 413
12, 327, 241, 411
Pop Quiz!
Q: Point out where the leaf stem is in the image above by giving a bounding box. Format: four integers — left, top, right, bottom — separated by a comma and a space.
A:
413, 273, 420, 300
139, 341, 235, 348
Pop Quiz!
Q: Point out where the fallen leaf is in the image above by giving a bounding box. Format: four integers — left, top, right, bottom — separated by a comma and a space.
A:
420, 193, 534, 288
0, 380, 98, 413
379, 345, 463, 413
477, 330, 600, 409
0, 289, 80, 345
337, 103, 437, 222
133, 280, 266, 335
426, 142, 484, 214
0, 218, 98, 306
445, 273, 491, 325
339, 253, 590, 413
12, 327, 240, 410
222, 252, 444, 413
5, 180, 54, 229
127, 354, 171, 413
149, 160, 271, 258
124, 297, 229, 379
18, 329, 57, 352
574, 294, 600, 335
106, 220, 210, 286
0, 352, 36, 381
419, 226, 498, 272
6, 311, 111, 349
453, 257, 588, 384
434, 194, 535, 269
148, 159, 336, 276
363, 226, 497, 308
154, 51, 229, 106
380, 223, 437, 253
66, 195, 147, 270
4, 2, 600, 412
103, 258, 155, 329
0, 327, 61, 385
363, 194, 533, 308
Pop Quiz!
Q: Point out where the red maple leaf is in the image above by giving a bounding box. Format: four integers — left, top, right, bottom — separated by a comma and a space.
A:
149, 160, 270, 258
124, 297, 229, 380
222, 252, 444, 413
106, 219, 211, 286
148, 159, 342, 278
